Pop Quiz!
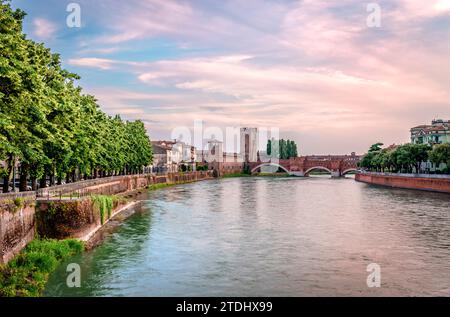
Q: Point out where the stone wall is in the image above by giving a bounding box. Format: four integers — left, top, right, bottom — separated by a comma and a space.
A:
35, 171, 212, 240
356, 172, 450, 193
208, 162, 244, 176
35, 198, 126, 240
0, 171, 214, 264
0, 200, 36, 264
67, 173, 212, 197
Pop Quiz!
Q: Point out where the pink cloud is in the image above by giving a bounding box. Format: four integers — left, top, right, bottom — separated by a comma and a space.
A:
33, 18, 57, 40
68, 0, 450, 154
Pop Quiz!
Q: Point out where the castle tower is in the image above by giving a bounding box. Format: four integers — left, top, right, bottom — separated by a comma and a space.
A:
240, 128, 258, 163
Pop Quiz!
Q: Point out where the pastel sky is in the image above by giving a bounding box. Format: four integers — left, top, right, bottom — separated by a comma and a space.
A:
11, 0, 450, 154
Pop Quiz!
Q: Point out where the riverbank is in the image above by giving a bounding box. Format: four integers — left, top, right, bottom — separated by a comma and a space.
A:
0, 171, 216, 296
0, 239, 84, 297
355, 172, 450, 193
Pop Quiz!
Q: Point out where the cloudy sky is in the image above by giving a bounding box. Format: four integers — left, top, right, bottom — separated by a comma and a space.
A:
12, 0, 450, 154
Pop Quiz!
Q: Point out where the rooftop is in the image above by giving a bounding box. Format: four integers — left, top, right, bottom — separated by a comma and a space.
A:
411, 119, 449, 134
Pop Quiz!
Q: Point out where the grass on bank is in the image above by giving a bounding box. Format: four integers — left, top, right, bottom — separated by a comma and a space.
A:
255, 172, 290, 177
147, 183, 176, 190
222, 173, 253, 178
147, 180, 199, 191
0, 239, 84, 297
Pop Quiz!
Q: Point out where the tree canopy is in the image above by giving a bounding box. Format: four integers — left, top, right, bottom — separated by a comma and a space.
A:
0, 1, 153, 192
358, 142, 449, 174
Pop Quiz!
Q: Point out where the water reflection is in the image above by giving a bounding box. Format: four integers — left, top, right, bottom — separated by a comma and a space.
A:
45, 177, 450, 296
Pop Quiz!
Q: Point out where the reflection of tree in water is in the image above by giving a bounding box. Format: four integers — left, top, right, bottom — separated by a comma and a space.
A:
44, 206, 154, 297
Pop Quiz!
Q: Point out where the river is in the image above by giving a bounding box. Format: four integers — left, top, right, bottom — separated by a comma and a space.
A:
44, 176, 450, 296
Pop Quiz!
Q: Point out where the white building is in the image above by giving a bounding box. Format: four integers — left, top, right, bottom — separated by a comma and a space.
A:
151, 141, 176, 172
151, 140, 198, 172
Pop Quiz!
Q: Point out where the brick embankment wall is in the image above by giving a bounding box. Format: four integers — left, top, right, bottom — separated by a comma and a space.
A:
355, 173, 450, 193
35, 199, 127, 240
35, 171, 213, 240
0, 171, 214, 263
82, 172, 212, 196
0, 200, 36, 264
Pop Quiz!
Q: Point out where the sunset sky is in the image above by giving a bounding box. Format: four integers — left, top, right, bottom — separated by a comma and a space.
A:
12, 0, 450, 154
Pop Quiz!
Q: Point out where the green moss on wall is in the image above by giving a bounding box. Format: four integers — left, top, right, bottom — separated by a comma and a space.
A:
91, 195, 114, 225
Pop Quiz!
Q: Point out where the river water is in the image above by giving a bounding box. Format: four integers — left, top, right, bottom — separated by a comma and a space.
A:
44, 176, 450, 296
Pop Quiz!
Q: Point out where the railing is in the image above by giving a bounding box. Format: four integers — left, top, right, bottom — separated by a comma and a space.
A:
358, 171, 450, 179
0, 191, 36, 202
0, 173, 155, 201
36, 173, 156, 199
1, 170, 214, 201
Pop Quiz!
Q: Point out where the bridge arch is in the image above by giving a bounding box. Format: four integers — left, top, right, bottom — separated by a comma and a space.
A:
251, 163, 290, 174
304, 166, 332, 176
342, 168, 358, 175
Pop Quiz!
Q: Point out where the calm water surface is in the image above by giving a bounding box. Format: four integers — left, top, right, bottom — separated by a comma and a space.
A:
45, 176, 450, 296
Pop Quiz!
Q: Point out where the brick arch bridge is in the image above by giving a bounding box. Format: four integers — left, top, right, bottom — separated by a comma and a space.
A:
249, 154, 361, 177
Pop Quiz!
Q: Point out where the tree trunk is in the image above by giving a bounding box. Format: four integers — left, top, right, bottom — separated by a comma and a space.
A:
31, 177, 37, 191
52, 164, 58, 186
40, 174, 47, 188
2, 175, 9, 193
19, 164, 28, 192
2, 154, 14, 193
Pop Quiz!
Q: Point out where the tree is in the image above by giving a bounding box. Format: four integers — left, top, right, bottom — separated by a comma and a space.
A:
360, 142, 435, 174
266, 139, 299, 159
266, 139, 272, 156
290, 140, 298, 157
429, 143, 450, 171
0, 0, 154, 192
369, 143, 383, 153
360, 143, 384, 171
409, 144, 431, 173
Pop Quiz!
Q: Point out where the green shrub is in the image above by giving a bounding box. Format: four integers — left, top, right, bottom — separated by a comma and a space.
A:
0, 239, 84, 297
6, 197, 26, 213
13, 197, 24, 208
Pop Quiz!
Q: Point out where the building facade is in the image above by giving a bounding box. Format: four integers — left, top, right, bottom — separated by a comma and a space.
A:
152, 140, 198, 172
151, 141, 177, 173
411, 119, 450, 145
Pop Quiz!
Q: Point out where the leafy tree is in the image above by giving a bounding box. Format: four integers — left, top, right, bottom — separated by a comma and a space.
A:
0, 1, 154, 192
360, 143, 434, 174
429, 143, 450, 171
369, 143, 383, 153
409, 144, 431, 173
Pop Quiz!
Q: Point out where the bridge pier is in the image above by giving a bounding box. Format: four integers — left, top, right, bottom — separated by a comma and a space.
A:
289, 171, 305, 177
331, 171, 341, 178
